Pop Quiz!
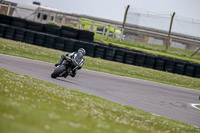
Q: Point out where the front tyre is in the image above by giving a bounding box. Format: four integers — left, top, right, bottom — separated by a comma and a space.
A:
51, 65, 66, 78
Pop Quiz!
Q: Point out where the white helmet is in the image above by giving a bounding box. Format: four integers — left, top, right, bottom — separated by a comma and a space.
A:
78, 48, 86, 56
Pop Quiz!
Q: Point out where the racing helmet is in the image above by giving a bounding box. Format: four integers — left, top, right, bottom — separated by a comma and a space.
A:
78, 48, 86, 56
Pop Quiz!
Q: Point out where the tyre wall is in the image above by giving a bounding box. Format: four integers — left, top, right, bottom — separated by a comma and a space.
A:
0, 14, 199, 78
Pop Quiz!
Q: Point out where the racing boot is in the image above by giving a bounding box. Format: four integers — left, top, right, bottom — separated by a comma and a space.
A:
71, 69, 77, 77
55, 55, 65, 66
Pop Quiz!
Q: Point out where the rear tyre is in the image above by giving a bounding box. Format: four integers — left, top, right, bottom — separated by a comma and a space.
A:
51, 65, 66, 78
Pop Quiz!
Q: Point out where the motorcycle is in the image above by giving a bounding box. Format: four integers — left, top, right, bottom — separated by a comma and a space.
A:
51, 58, 79, 78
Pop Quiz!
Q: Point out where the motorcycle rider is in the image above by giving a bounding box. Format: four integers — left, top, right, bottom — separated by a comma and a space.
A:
55, 48, 86, 77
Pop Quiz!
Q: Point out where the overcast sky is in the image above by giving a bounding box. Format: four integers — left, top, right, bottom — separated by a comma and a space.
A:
8, 0, 200, 22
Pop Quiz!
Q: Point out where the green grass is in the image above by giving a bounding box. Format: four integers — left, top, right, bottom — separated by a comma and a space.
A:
0, 69, 199, 133
197, 105, 200, 109
0, 38, 200, 90
94, 36, 200, 64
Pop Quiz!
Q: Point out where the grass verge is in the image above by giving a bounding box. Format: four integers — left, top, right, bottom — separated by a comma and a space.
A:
0, 68, 199, 133
197, 105, 200, 109
94, 36, 200, 64
0, 38, 200, 90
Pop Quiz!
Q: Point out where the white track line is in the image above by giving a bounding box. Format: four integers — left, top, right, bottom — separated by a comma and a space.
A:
151, 113, 160, 116
191, 104, 200, 111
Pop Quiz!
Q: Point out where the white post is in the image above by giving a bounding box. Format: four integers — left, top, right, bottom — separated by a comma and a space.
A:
78, 18, 81, 29
61, 14, 66, 26
103, 25, 106, 36
120, 28, 124, 41
112, 27, 116, 38
34, 8, 38, 21
92, 21, 95, 32
106, 25, 110, 38
7, 3, 11, 15
47, 11, 51, 23
55, 13, 58, 23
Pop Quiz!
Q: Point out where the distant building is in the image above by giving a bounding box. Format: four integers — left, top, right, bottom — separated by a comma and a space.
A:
0, 1, 67, 24
0, 0, 16, 15
12, 3, 62, 23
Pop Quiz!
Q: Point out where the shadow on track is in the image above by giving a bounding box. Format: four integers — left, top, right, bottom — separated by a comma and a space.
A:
54, 78, 81, 85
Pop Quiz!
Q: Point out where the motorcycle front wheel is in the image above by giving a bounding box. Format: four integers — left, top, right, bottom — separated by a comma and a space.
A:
51, 65, 66, 78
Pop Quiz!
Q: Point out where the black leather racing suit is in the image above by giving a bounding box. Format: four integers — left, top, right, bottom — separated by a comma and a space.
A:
55, 52, 85, 77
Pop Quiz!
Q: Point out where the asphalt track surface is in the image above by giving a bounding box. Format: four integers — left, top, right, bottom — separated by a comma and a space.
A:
1, 54, 200, 127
